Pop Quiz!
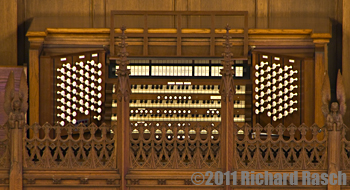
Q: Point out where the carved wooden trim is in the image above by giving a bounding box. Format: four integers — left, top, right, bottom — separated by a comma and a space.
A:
158, 179, 166, 185
52, 178, 62, 184
79, 177, 89, 184
26, 178, 36, 184
184, 179, 193, 185
130, 179, 139, 185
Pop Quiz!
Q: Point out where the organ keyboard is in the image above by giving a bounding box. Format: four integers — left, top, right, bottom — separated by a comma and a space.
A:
107, 58, 252, 127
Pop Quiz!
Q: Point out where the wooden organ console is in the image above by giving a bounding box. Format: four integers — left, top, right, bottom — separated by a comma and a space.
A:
105, 58, 251, 127
27, 11, 331, 131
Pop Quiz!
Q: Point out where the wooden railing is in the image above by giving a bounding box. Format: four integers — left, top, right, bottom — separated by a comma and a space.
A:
109, 11, 248, 57
130, 122, 220, 169
23, 123, 116, 170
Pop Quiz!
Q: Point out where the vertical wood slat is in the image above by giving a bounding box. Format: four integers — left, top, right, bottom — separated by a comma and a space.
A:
243, 12, 248, 57
143, 14, 148, 56
210, 13, 215, 56
110, 14, 115, 56
177, 13, 181, 56
314, 46, 325, 128
29, 49, 40, 125
39, 56, 53, 125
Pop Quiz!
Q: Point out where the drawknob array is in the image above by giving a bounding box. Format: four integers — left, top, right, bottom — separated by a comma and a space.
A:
55, 54, 104, 126
254, 55, 299, 121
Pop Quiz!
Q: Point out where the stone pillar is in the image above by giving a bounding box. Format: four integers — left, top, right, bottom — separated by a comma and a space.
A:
115, 26, 131, 190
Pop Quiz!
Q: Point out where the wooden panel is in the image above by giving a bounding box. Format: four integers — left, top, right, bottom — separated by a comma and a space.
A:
25, 0, 90, 18
29, 49, 40, 125
302, 59, 315, 126
314, 49, 325, 128
39, 56, 53, 125
269, 0, 335, 17
0, 0, 17, 66
106, 0, 175, 28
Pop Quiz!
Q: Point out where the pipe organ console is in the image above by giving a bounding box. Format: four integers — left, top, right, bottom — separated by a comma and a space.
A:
50, 53, 302, 128
106, 58, 252, 127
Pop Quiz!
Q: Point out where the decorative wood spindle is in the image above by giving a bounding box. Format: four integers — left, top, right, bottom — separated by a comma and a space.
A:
220, 25, 235, 182
115, 26, 131, 190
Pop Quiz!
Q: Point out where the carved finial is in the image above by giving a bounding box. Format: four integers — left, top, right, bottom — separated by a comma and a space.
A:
222, 24, 233, 64
117, 25, 129, 64
219, 25, 235, 101
115, 26, 131, 101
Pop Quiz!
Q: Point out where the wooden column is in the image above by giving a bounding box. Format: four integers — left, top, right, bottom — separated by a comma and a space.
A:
9, 123, 23, 190
220, 26, 234, 190
343, 0, 350, 128
314, 43, 327, 127
116, 26, 131, 190
327, 129, 341, 190
28, 39, 43, 125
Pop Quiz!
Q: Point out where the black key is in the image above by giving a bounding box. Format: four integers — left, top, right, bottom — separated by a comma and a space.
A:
160, 85, 163, 89
211, 85, 214, 90
207, 100, 210, 104
203, 100, 206, 104
192, 114, 194, 117
196, 100, 199, 104
237, 85, 241, 90
141, 85, 144, 89
152, 85, 155, 89
145, 85, 148, 89
134, 100, 137, 103
130, 100, 132, 103
218, 114, 220, 117
181, 100, 184, 104
177, 100, 180, 103
196, 114, 199, 117
182, 85, 185, 89
140, 100, 143, 103
171, 86, 174, 89
156, 85, 159, 89
196, 85, 199, 89
155, 100, 158, 103
207, 85, 210, 89
145, 100, 148, 103
237, 100, 240, 104
192, 85, 195, 89
166, 100, 169, 103
170, 100, 173, 103
167, 85, 169, 89
151, 100, 154, 103
177, 85, 180, 89
203, 85, 206, 90
160, 100, 162, 103
185, 100, 188, 103
192, 100, 195, 103
218, 85, 220, 89
186, 86, 189, 89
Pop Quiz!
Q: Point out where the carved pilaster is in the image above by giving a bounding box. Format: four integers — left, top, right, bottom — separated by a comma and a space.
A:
115, 26, 131, 190
4, 70, 27, 190
219, 25, 235, 189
